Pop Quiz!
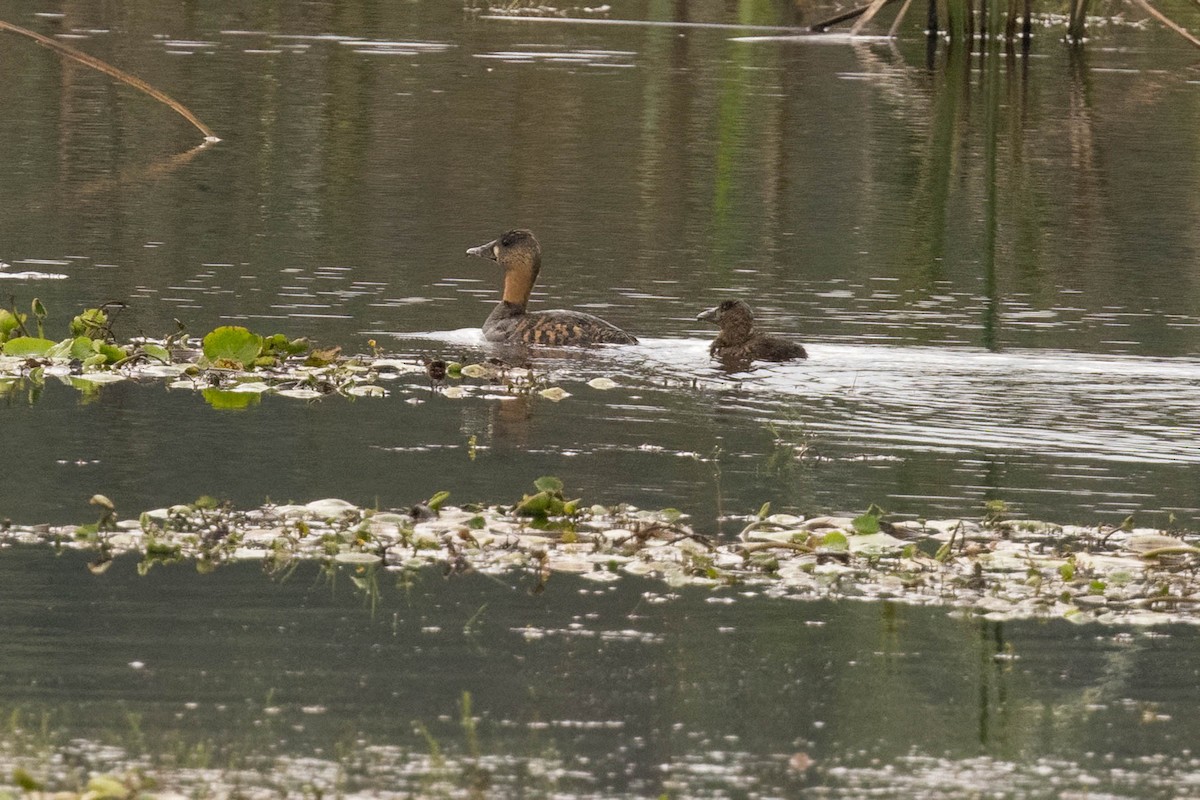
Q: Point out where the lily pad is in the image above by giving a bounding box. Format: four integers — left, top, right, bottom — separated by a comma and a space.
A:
2, 336, 57, 357
202, 326, 264, 370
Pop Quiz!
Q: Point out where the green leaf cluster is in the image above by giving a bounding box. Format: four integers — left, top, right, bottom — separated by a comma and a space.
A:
0, 308, 27, 343
70, 307, 109, 339
852, 503, 886, 535
1, 301, 128, 363
201, 326, 310, 370
515, 476, 581, 518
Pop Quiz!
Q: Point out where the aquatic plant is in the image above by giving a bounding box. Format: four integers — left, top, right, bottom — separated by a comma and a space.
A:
4, 493, 1200, 625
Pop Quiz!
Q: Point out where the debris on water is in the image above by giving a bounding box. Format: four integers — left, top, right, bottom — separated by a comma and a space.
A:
7, 490, 1200, 626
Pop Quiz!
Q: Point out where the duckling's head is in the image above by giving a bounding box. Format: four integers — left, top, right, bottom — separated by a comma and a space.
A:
466, 229, 541, 284
697, 299, 754, 327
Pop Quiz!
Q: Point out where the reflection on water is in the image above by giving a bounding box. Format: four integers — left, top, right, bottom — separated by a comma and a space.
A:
1, 549, 1198, 797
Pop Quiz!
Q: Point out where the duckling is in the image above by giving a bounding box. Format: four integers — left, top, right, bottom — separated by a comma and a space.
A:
466, 229, 638, 346
697, 300, 807, 363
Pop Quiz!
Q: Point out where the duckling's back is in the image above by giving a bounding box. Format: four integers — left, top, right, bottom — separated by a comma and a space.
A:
749, 334, 807, 361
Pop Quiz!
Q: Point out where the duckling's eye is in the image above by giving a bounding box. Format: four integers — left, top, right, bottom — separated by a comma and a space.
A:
500, 231, 520, 247
720, 300, 737, 310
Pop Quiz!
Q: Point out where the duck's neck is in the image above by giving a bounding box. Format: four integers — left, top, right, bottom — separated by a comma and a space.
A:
501, 264, 536, 308
716, 318, 755, 347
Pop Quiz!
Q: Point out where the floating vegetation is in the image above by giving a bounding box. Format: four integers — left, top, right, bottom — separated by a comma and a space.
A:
7, 484, 1200, 626
0, 301, 586, 408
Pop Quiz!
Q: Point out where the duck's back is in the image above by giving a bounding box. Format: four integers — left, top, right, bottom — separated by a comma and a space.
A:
484, 305, 638, 346
713, 333, 806, 362
749, 333, 807, 361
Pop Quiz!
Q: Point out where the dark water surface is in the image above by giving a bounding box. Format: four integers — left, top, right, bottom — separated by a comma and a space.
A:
3, 547, 1199, 798
2, 0, 1200, 795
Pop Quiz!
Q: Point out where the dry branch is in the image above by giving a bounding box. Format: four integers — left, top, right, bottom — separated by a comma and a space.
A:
1124, 0, 1200, 47
811, 0, 903, 31
0, 18, 219, 141
889, 0, 917, 35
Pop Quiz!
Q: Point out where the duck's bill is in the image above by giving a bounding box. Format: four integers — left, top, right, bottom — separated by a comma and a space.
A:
465, 239, 498, 260
696, 306, 720, 323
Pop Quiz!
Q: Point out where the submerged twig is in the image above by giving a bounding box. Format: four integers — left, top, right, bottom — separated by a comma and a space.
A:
850, 0, 899, 34
0, 18, 220, 141
889, 0, 917, 36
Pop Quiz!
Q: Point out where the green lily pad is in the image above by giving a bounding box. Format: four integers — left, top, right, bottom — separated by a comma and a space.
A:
2, 336, 58, 357
202, 326, 264, 370
820, 531, 849, 551
142, 343, 171, 362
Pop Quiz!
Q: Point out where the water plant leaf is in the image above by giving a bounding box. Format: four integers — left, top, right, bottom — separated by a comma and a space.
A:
304, 346, 341, 367
821, 531, 849, 551
851, 504, 885, 535
95, 342, 128, 363
587, 377, 618, 390
85, 774, 131, 798
851, 512, 880, 535
539, 387, 570, 402
68, 336, 96, 360
31, 298, 46, 338
0, 308, 25, 341
534, 476, 564, 493
140, 343, 171, 362
426, 491, 450, 511
263, 333, 310, 357
13, 768, 43, 791
202, 326, 264, 370
69, 307, 109, 340
46, 338, 74, 359
516, 492, 553, 517
460, 363, 488, 379
2, 336, 57, 357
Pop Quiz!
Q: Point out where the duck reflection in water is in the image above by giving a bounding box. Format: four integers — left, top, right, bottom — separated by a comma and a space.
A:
466, 229, 638, 346
697, 300, 807, 371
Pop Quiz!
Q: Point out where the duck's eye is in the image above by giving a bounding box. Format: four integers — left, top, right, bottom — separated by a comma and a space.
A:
500, 231, 520, 247
720, 300, 737, 310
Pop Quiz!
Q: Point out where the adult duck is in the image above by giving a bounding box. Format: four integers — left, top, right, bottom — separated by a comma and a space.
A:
697, 299, 807, 363
466, 229, 637, 346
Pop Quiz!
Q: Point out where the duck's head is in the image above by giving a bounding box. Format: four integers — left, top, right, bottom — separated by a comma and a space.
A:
697, 299, 754, 327
467, 229, 541, 281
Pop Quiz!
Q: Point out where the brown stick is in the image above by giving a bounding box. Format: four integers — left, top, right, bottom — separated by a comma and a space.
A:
851, 0, 898, 33
889, 0, 917, 35
0, 19, 219, 141
810, 0, 902, 31
1124, 0, 1200, 47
